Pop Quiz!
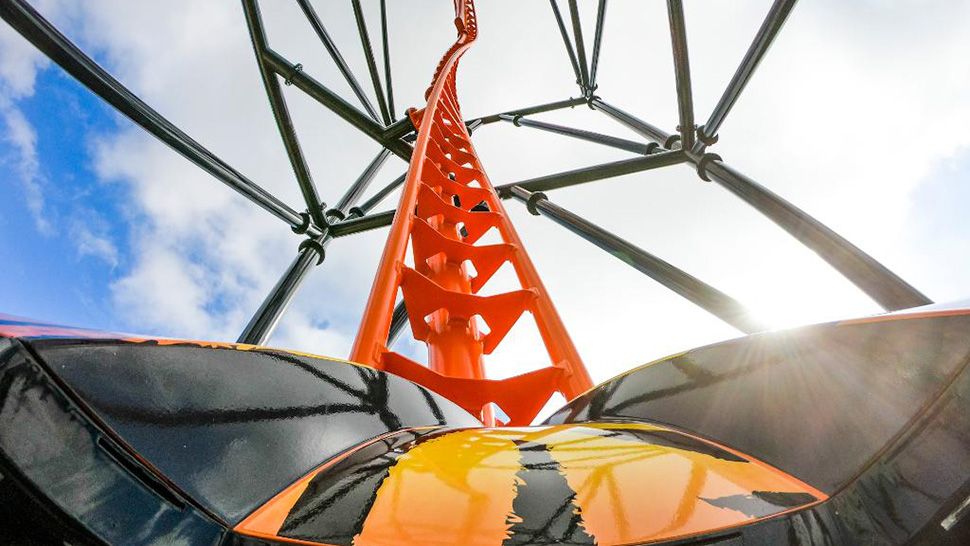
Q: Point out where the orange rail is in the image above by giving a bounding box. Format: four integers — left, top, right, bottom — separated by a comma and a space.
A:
350, 0, 591, 426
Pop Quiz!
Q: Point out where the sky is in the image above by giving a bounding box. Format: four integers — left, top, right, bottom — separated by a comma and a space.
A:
2, 1, 970, 403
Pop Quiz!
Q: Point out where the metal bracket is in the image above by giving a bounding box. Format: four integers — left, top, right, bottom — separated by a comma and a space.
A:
291, 211, 312, 234
696, 124, 719, 146
526, 191, 548, 216
298, 238, 326, 265
696, 153, 723, 182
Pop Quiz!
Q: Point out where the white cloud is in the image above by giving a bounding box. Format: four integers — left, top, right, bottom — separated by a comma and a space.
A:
15, 1, 970, 386
0, 98, 51, 234
0, 15, 49, 98
72, 212, 119, 267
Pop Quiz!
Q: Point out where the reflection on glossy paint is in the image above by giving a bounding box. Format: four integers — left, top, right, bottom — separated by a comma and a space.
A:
239, 423, 824, 546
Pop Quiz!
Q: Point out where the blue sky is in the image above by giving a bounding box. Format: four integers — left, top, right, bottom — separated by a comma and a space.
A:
1, 65, 131, 330
2, 1, 970, 387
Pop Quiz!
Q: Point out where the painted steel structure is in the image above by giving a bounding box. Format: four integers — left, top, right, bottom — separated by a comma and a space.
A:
0, 0, 936, 431
2, 1, 967, 544
0, 0, 933, 363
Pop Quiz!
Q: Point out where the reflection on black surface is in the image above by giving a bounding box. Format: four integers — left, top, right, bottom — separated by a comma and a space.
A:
546, 316, 970, 493
503, 440, 595, 546
280, 429, 435, 545
29, 340, 481, 524
701, 491, 817, 518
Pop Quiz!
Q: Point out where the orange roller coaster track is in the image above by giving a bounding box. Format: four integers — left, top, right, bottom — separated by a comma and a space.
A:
350, 0, 592, 426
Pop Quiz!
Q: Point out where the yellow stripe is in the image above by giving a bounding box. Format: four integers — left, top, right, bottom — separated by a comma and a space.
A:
355, 429, 524, 546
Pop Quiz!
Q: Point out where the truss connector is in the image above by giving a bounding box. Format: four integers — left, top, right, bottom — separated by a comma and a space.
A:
663, 134, 682, 150
526, 191, 549, 215
290, 212, 310, 234
696, 124, 719, 146
696, 153, 723, 182
298, 238, 326, 265
291, 202, 329, 234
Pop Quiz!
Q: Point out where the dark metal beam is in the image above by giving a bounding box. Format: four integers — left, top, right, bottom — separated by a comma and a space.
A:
325, 151, 684, 236
592, 99, 932, 311
590, 98, 679, 148
331, 209, 396, 237
589, 0, 608, 91
499, 113, 653, 155
296, 0, 381, 123
238, 244, 322, 345
567, 0, 590, 90
383, 117, 414, 140
387, 300, 408, 346
379, 0, 395, 122
0, 0, 322, 236
696, 0, 797, 149
351, 0, 392, 125
495, 150, 686, 197
666, 0, 696, 150
242, 0, 328, 230
330, 149, 391, 219
238, 148, 391, 345
260, 48, 412, 160
549, 0, 583, 90
701, 159, 932, 310
468, 97, 586, 126
509, 187, 765, 333
348, 172, 406, 219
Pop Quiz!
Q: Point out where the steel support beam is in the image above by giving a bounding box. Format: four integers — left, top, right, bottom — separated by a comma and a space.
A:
696, 0, 797, 149
324, 151, 684, 235
589, 0, 608, 91
591, 98, 680, 148
592, 99, 932, 311
297, 0, 381, 123
238, 150, 393, 345
0, 0, 323, 237
549, 0, 583, 90
351, 0, 392, 125
701, 159, 932, 310
261, 48, 412, 160
379, 0, 395, 121
468, 97, 586, 126
331, 209, 397, 237
567, 0, 591, 90
509, 187, 765, 333
383, 117, 414, 140
330, 149, 391, 219
499, 114, 653, 155
387, 300, 408, 346
495, 150, 685, 197
666, 0, 696, 150
238, 245, 322, 345
348, 172, 406, 219
242, 0, 328, 229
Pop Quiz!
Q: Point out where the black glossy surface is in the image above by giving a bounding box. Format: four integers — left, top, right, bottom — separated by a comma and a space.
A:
547, 315, 970, 493
0, 338, 225, 545
280, 429, 436, 544
29, 340, 480, 524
